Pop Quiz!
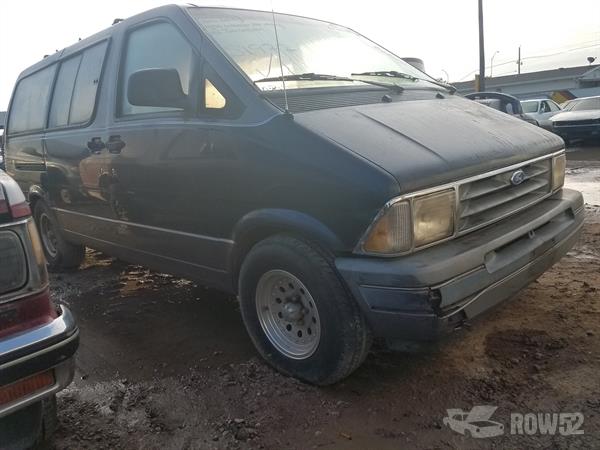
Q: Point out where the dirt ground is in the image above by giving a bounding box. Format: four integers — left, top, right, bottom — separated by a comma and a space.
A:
49, 149, 600, 450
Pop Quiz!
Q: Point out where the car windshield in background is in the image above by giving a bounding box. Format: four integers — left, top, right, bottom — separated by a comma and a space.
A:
521, 101, 539, 113
568, 97, 600, 111
188, 8, 435, 91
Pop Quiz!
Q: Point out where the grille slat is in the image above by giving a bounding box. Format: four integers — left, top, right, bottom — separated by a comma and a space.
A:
458, 158, 552, 233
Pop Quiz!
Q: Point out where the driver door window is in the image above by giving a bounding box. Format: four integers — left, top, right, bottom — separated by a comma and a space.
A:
119, 22, 194, 116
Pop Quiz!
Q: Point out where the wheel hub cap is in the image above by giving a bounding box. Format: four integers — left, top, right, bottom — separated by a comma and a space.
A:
255, 270, 321, 360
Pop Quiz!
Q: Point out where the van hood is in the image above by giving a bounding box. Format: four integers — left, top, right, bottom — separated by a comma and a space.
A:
294, 96, 564, 193
551, 109, 600, 122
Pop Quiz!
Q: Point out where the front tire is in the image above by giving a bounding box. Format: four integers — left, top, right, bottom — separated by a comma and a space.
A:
34, 201, 85, 271
239, 235, 372, 385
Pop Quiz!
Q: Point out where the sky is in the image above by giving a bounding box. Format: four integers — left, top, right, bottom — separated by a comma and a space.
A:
0, 0, 599, 109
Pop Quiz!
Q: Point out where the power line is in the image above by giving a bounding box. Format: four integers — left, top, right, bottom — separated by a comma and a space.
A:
458, 42, 600, 80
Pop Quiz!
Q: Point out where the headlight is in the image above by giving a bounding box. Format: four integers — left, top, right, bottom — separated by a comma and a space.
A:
413, 189, 456, 247
359, 189, 456, 255
552, 153, 566, 191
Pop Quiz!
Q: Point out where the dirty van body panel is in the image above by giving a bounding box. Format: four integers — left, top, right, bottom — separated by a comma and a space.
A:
55, 112, 399, 290
5, 135, 47, 193
294, 96, 565, 193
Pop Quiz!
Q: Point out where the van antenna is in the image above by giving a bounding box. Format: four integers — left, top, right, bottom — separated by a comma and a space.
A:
270, 2, 290, 114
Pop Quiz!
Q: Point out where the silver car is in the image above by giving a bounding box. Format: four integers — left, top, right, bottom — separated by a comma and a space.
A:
521, 99, 562, 129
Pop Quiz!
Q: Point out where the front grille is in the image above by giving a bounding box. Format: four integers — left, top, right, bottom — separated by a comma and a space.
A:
0, 231, 27, 295
457, 158, 552, 233
554, 119, 600, 127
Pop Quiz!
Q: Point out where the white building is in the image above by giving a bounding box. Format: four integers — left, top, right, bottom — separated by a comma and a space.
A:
453, 64, 600, 103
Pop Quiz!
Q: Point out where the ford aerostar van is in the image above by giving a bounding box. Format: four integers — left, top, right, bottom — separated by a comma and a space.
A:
4, 5, 584, 384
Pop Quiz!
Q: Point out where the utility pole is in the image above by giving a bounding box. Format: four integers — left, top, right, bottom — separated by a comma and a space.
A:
491, 50, 499, 78
478, 0, 485, 91
517, 45, 522, 74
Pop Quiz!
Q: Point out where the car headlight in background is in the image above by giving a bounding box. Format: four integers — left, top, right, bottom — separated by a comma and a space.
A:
360, 188, 456, 255
552, 153, 566, 191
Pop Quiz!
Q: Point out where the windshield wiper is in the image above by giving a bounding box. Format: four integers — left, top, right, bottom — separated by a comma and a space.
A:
351, 70, 457, 94
254, 72, 404, 94
352, 70, 418, 81
255, 73, 354, 83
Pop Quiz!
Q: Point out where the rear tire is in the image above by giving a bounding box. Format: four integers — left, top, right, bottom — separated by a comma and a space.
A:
239, 234, 372, 385
33, 201, 85, 271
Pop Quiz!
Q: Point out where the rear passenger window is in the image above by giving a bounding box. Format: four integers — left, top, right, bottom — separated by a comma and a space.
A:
49, 55, 82, 128
8, 65, 56, 134
69, 43, 108, 124
119, 22, 194, 116
48, 41, 107, 128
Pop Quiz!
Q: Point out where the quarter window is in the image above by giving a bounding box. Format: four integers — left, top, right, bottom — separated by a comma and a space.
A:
119, 22, 194, 116
205, 79, 226, 109
8, 65, 56, 133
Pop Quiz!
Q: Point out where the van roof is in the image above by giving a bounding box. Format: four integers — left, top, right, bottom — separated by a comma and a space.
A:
17, 5, 349, 81
17, 4, 186, 80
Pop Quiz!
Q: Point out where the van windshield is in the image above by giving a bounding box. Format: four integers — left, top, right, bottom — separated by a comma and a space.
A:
189, 8, 434, 91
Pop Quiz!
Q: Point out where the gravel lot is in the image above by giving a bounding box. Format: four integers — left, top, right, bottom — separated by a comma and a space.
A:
48, 146, 600, 449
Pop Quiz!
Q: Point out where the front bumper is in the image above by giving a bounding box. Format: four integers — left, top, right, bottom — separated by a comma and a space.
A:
336, 189, 584, 344
553, 124, 600, 141
0, 305, 78, 418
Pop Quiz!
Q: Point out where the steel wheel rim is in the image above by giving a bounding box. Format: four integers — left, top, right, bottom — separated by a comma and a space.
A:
39, 213, 58, 258
255, 269, 321, 360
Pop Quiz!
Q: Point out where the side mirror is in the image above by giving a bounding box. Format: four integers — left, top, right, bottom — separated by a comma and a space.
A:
127, 68, 189, 109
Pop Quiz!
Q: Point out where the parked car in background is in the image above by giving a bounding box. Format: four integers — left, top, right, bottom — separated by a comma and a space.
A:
0, 111, 6, 170
0, 171, 78, 449
551, 95, 600, 144
464, 92, 538, 125
520, 98, 562, 129
4, 5, 583, 385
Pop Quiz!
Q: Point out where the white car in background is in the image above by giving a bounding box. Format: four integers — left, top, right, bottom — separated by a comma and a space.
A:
521, 99, 562, 129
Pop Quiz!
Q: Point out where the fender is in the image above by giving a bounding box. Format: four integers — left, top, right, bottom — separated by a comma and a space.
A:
229, 208, 346, 284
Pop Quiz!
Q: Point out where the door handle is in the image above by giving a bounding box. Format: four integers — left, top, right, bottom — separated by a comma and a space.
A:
87, 137, 105, 154
106, 135, 126, 154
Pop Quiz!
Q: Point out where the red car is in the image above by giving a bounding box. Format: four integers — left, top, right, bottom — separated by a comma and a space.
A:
0, 171, 78, 448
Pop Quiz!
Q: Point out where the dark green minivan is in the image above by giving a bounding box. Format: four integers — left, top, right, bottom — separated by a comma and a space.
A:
4, 5, 584, 384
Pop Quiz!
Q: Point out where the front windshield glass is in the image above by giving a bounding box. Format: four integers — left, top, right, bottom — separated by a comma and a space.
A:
189, 8, 434, 91
521, 101, 539, 113
569, 97, 600, 111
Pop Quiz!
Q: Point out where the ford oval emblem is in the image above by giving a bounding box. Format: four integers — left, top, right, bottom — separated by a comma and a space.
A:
510, 169, 526, 186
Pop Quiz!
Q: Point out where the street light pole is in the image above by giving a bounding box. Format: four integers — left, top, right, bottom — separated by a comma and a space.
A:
441, 69, 449, 82
490, 50, 499, 78
478, 0, 486, 91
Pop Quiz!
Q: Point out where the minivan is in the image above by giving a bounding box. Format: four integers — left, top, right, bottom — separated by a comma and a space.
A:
4, 5, 584, 385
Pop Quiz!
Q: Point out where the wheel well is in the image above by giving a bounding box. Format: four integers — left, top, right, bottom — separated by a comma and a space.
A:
28, 192, 43, 212
230, 225, 337, 293
230, 225, 289, 292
